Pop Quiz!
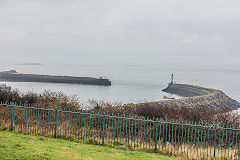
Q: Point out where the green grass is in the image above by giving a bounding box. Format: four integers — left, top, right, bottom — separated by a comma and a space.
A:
0, 131, 182, 160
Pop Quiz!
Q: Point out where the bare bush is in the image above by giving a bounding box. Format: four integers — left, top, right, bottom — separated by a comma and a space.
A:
213, 110, 240, 127
95, 101, 239, 127
0, 90, 81, 109
87, 99, 123, 111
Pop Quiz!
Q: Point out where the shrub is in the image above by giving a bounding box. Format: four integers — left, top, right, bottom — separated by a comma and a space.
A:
0, 89, 81, 109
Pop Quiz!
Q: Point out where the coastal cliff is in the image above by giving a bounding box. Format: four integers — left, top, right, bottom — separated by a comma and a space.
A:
161, 83, 240, 108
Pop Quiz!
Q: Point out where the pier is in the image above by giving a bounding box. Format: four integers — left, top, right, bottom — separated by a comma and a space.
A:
0, 70, 111, 86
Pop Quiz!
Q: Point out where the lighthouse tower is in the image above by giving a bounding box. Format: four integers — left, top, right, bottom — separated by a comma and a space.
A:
169, 74, 174, 86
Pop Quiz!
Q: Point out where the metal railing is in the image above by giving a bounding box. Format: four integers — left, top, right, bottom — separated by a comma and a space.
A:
0, 102, 239, 159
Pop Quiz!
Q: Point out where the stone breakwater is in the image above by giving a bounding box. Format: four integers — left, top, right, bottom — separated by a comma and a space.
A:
160, 84, 240, 108
0, 71, 111, 86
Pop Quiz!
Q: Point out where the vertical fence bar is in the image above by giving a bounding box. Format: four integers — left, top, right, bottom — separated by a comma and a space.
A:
231, 126, 235, 159
54, 107, 57, 138
120, 115, 123, 147
37, 105, 39, 135
177, 120, 181, 154
117, 114, 119, 145
111, 113, 114, 145
30, 104, 32, 134
1, 101, 4, 127
174, 120, 177, 155
169, 119, 172, 153
228, 127, 231, 158
143, 116, 146, 148
109, 113, 112, 145
15, 103, 18, 132
162, 119, 165, 151
165, 119, 168, 152
32, 104, 34, 134
91, 112, 94, 141
193, 122, 197, 155
190, 121, 194, 156
140, 116, 143, 149
134, 116, 136, 149
158, 118, 162, 150
86, 112, 89, 141
68, 108, 71, 138
71, 108, 73, 139
210, 123, 213, 157
221, 124, 225, 158
131, 116, 134, 148
73, 109, 75, 139
146, 116, 149, 149
184, 120, 187, 155
47, 106, 50, 135
11, 103, 14, 131
238, 130, 240, 160
200, 123, 203, 158
125, 114, 128, 146
114, 113, 117, 145
207, 123, 209, 158
196, 122, 200, 158
225, 125, 228, 159
85, 112, 88, 141
218, 123, 221, 158
137, 117, 139, 150
214, 124, 217, 158
58, 107, 61, 138
78, 109, 81, 140
187, 121, 190, 158
234, 127, 239, 160
171, 119, 174, 154
151, 117, 153, 150
65, 107, 67, 138
181, 120, 184, 154
102, 113, 105, 145
155, 118, 158, 150
150, 117, 153, 150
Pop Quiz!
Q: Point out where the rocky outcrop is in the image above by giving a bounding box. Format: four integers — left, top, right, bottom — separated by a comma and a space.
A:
160, 84, 240, 108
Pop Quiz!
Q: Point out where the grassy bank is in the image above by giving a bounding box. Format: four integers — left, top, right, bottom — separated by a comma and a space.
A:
0, 131, 181, 160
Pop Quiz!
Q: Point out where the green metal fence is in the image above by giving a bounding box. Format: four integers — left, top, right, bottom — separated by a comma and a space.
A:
0, 102, 239, 159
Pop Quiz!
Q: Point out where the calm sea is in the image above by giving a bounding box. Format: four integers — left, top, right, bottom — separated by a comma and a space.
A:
0, 63, 239, 104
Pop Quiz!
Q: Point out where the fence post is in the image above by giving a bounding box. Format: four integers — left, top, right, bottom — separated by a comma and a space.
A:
11, 103, 14, 131
155, 118, 158, 150
102, 112, 106, 145
238, 133, 240, 160
54, 107, 57, 138
214, 124, 217, 158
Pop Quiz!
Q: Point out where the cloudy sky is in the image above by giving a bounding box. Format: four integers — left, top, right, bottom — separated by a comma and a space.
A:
0, 0, 240, 69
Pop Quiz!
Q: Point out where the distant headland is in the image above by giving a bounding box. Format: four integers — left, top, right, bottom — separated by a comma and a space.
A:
17, 63, 42, 66
0, 70, 111, 86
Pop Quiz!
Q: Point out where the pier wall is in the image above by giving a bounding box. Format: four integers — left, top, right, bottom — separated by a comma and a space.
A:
0, 72, 111, 86
158, 84, 240, 108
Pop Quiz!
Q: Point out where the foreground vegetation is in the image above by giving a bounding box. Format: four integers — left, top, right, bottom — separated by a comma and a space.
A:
0, 88, 239, 127
0, 87, 239, 159
0, 131, 181, 160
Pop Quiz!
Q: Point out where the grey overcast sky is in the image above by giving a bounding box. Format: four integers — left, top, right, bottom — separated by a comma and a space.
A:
0, 0, 240, 69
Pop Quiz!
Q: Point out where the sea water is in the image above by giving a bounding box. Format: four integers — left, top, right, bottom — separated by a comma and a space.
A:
0, 63, 239, 104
